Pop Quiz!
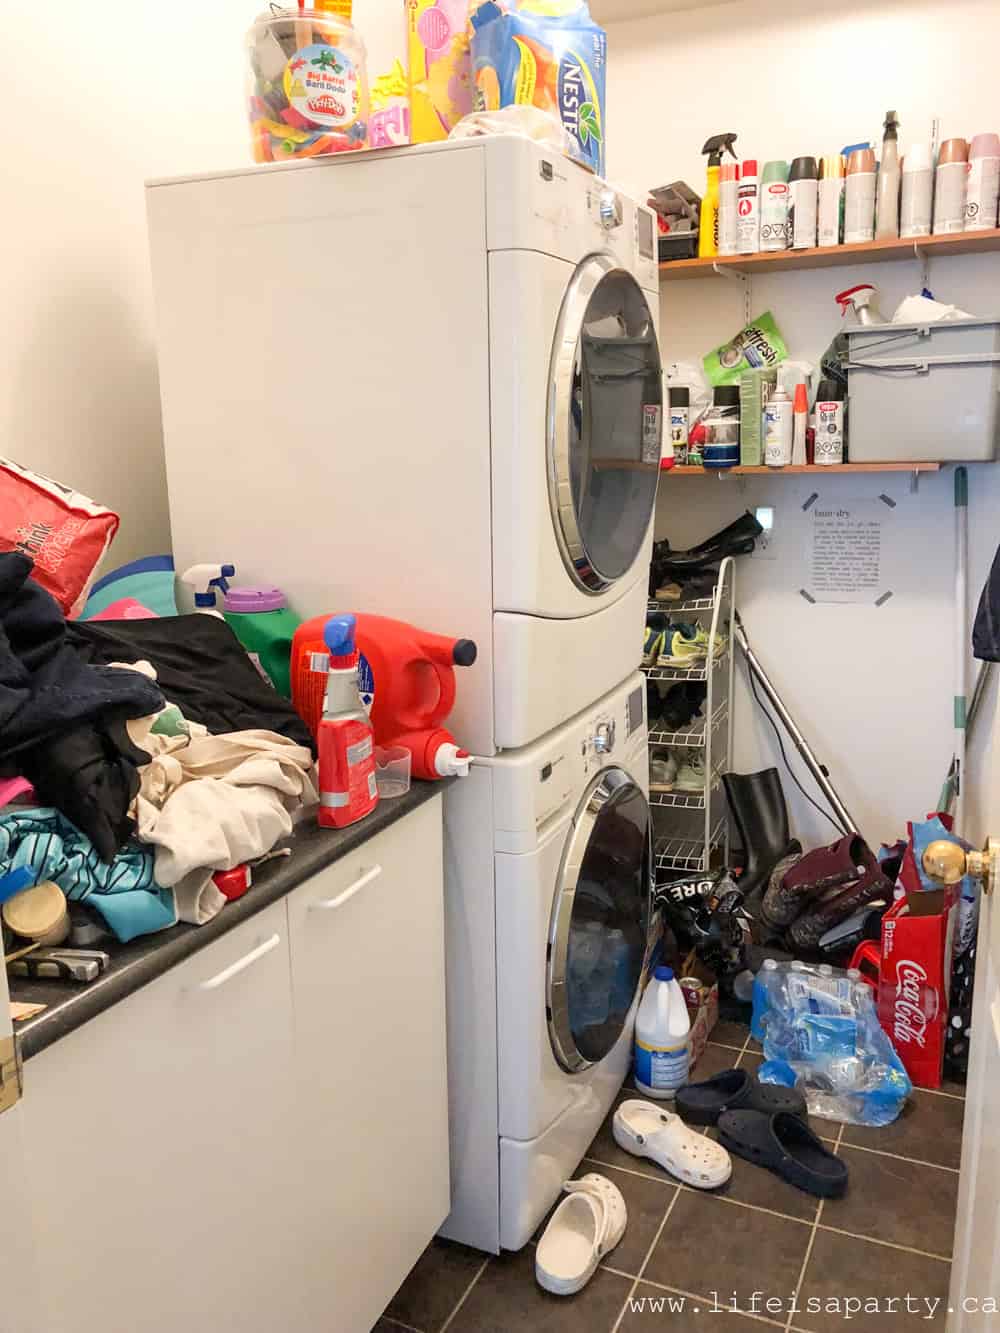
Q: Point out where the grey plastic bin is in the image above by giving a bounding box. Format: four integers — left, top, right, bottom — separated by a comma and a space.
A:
846, 317, 1000, 462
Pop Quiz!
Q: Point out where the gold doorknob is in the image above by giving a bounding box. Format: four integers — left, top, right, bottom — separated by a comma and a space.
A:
922, 837, 999, 895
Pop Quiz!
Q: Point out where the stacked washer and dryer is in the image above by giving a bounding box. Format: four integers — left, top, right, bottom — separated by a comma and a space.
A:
147, 135, 664, 1254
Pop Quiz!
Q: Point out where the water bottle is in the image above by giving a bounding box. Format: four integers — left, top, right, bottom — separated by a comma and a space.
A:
634, 966, 690, 1099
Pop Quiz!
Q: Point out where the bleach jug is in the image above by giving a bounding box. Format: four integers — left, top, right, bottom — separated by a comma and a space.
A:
292, 613, 476, 780
634, 966, 690, 1099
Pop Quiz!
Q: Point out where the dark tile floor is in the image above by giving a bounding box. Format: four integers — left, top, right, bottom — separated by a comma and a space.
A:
379, 1024, 964, 1333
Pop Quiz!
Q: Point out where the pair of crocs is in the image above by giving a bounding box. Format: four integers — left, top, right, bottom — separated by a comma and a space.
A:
676, 1067, 848, 1198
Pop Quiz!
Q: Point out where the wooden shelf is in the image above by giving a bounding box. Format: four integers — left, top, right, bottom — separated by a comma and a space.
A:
658, 229, 1000, 280
664, 463, 942, 476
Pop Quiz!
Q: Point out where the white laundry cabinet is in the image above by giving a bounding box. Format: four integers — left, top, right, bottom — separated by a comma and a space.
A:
16, 795, 448, 1333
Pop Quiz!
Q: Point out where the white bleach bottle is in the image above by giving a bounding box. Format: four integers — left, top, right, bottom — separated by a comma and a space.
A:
634, 965, 690, 1099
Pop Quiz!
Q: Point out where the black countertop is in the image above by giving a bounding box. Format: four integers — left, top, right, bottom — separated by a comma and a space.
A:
11, 782, 445, 1062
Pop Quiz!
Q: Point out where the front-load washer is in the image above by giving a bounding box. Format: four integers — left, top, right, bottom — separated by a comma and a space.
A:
439, 672, 653, 1253
147, 134, 662, 755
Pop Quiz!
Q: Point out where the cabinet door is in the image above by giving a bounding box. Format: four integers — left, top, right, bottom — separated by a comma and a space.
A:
20, 901, 307, 1333
288, 797, 449, 1333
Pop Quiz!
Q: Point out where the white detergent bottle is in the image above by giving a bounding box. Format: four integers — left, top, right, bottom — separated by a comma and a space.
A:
634, 965, 690, 1099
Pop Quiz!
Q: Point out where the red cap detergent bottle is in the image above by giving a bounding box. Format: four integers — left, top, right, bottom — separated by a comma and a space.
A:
292, 613, 476, 781
317, 615, 379, 828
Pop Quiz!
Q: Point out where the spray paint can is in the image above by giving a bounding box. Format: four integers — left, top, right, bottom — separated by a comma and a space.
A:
901, 144, 933, 238
669, 386, 690, 465
718, 161, 740, 256
965, 133, 1000, 232
934, 138, 969, 235
759, 160, 790, 251
844, 147, 876, 243
813, 379, 845, 466
763, 385, 793, 467
818, 154, 845, 246
737, 158, 760, 253
789, 156, 818, 249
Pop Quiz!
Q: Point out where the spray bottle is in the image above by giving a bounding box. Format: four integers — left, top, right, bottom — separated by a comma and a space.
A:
317, 614, 379, 829
835, 283, 886, 326
179, 564, 236, 619
875, 111, 901, 240
698, 133, 738, 258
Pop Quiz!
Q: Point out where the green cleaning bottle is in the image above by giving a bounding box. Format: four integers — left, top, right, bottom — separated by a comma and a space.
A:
222, 583, 302, 698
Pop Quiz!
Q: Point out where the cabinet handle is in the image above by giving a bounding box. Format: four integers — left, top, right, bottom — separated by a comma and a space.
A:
308, 864, 383, 913
197, 933, 282, 991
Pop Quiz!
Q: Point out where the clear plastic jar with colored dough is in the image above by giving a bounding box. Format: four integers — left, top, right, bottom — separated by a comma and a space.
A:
246, 8, 369, 162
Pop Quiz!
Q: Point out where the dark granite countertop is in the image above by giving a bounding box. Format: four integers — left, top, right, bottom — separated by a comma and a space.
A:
11, 781, 445, 1062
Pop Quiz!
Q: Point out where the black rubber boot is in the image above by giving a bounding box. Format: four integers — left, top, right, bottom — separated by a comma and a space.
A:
688, 510, 764, 556
723, 768, 801, 910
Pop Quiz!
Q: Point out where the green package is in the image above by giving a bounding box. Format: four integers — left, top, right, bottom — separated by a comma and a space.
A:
704, 311, 788, 387
739, 367, 778, 466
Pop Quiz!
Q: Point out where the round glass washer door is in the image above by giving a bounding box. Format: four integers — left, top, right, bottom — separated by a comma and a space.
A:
547, 766, 653, 1073
547, 255, 662, 596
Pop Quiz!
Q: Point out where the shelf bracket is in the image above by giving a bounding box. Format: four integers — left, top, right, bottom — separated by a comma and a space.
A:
913, 240, 930, 291
712, 261, 752, 322
911, 469, 921, 494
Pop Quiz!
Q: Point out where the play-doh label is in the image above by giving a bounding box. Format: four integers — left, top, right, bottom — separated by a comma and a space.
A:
285, 43, 361, 129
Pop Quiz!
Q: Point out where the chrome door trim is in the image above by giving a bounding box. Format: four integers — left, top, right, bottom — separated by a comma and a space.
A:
545, 255, 660, 595
547, 765, 653, 1074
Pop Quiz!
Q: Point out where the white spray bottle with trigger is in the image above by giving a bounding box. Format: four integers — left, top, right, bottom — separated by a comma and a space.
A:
179, 564, 236, 619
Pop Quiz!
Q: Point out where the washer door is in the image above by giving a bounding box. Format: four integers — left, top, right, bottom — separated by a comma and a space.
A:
547, 766, 653, 1073
547, 255, 662, 595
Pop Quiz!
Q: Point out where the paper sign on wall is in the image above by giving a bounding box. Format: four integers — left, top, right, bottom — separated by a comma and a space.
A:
809, 501, 885, 604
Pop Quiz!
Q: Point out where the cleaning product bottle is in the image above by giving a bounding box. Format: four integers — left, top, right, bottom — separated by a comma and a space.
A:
789, 156, 818, 249
835, 283, 885, 325
965, 133, 1000, 232
737, 158, 760, 253
669, 385, 690, 465
934, 138, 969, 234
698, 133, 738, 258
634, 965, 690, 1099
792, 382, 809, 465
813, 379, 845, 466
317, 614, 378, 829
222, 584, 302, 698
763, 385, 793, 467
900, 144, 934, 238
759, 161, 790, 251
818, 154, 845, 246
179, 564, 236, 619
844, 147, 876, 242
717, 161, 740, 256
875, 111, 901, 239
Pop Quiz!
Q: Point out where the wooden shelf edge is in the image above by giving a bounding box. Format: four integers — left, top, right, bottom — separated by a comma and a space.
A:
663, 463, 943, 476
659, 229, 1000, 280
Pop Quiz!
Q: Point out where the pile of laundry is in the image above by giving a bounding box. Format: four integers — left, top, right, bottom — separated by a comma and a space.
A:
0, 552, 317, 945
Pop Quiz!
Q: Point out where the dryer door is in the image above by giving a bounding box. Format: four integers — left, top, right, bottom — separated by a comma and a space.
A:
547, 256, 662, 596
547, 766, 653, 1073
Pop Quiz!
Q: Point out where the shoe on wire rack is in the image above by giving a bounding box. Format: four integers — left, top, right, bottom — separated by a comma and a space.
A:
643, 614, 667, 667
656, 570, 720, 605
693, 625, 728, 659
659, 624, 706, 666
673, 753, 707, 792
646, 680, 664, 729
660, 683, 707, 730
649, 751, 678, 792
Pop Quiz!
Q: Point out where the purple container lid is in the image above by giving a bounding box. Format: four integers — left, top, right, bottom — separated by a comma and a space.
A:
223, 585, 287, 613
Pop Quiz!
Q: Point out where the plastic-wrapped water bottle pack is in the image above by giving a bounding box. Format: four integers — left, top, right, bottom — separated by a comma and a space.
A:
751, 959, 912, 1126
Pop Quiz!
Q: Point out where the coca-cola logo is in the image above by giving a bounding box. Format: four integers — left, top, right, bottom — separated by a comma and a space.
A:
893, 959, 936, 1048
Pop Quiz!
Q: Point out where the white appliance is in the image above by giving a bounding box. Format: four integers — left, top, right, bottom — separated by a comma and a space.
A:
447, 672, 652, 1252
146, 135, 662, 756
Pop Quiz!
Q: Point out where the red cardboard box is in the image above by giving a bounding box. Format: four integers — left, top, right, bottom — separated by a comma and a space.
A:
878, 886, 956, 1088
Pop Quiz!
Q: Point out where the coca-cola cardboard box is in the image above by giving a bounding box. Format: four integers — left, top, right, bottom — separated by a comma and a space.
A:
877, 886, 956, 1088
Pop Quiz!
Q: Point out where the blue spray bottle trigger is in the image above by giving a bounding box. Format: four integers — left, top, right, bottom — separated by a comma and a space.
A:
324, 614, 357, 658
209, 564, 236, 595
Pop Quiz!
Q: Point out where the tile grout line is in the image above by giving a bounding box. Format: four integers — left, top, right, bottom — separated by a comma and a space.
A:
782, 1123, 842, 1333
837, 1140, 960, 1172
815, 1223, 952, 1263
608, 1274, 800, 1329
610, 1185, 683, 1333
379, 1319, 423, 1333
437, 1257, 490, 1333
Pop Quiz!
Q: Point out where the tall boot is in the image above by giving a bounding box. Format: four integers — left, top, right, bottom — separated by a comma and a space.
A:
723, 768, 801, 908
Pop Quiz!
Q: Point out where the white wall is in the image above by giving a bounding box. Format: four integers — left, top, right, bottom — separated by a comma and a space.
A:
605, 0, 1000, 848
4, 1, 408, 566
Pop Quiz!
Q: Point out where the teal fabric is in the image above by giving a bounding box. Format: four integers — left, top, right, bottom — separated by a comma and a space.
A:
0, 808, 176, 942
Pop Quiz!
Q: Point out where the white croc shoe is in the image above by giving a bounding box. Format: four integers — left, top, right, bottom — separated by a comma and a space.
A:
613, 1099, 732, 1189
535, 1173, 627, 1296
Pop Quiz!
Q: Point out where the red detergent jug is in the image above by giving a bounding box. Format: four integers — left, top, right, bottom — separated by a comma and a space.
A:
291, 613, 476, 780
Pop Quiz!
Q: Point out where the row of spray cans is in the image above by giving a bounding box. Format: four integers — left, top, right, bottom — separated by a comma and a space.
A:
701, 119, 1000, 258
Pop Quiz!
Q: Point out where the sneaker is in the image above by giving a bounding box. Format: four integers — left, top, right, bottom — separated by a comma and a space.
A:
646, 680, 664, 729
642, 614, 667, 667
649, 751, 678, 792
654, 579, 682, 603
693, 625, 727, 659
673, 753, 707, 792
660, 683, 707, 730
659, 624, 707, 666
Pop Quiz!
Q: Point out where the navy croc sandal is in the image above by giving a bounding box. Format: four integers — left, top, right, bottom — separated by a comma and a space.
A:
675, 1068, 806, 1126
717, 1110, 848, 1198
